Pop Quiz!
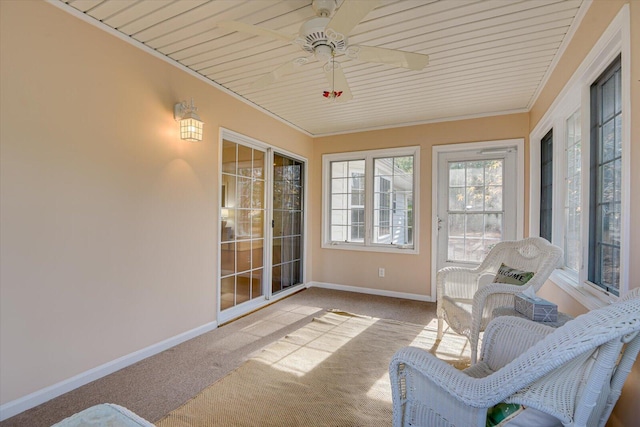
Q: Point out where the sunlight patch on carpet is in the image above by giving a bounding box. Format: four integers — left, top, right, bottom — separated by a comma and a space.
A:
253, 310, 377, 377
367, 371, 393, 403
156, 310, 470, 427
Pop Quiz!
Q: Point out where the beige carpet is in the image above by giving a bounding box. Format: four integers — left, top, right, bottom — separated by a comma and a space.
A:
156, 310, 470, 427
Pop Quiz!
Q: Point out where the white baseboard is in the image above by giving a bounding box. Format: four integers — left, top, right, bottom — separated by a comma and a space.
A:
0, 321, 218, 421
307, 281, 435, 302
1, 283, 431, 420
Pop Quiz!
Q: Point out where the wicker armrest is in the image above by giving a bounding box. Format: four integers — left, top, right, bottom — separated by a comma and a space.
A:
480, 316, 555, 371
471, 283, 536, 330
391, 347, 495, 407
436, 266, 482, 299
473, 282, 529, 307
390, 347, 493, 426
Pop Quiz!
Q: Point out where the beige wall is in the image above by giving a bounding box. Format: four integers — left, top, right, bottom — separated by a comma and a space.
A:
529, 0, 628, 129
2, 0, 638, 423
311, 114, 529, 297
0, 0, 312, 405
530, 1, 639, 425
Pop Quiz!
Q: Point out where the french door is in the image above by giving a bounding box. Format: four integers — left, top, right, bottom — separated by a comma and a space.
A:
433, 141, 523, 283
272, 153, 304, 295
219, 130, 305, 323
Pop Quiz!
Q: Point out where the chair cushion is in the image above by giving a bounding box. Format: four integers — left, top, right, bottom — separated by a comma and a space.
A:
492, 263, 534, 285
487, 403, 562, 427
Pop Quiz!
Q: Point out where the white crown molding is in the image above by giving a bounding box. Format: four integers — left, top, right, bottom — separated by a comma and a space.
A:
527, 0, 593, 111
312, 109, 529, 138
44, 0, 312, 138
43, 1, 531, 139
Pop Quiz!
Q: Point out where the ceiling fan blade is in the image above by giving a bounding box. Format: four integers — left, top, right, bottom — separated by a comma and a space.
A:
251, 58, 309, 89
218, 21, 294, 43
323, 63, 353, 102
351, 45, 429, 71
326, 0, 382, 38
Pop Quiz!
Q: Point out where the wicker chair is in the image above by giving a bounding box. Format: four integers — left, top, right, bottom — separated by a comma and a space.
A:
437, 237, 563, 363
390, 288, 640, 427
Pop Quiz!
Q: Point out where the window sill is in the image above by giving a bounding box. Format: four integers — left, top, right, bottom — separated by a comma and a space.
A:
548, 269, 611, 311
321, 242, 418, 255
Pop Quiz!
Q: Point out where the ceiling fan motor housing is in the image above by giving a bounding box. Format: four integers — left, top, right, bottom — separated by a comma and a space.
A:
298, 17, 347, 60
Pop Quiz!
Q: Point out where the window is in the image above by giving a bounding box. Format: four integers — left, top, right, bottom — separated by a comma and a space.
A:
329, 160, 364, 242
539, 130, 553, 243
589, 56, 622, 295
529, 4, 629, 307
532, 57, 624, 299
375, 156, 414, 243
564, 110, 582, 273
349, 169, 365, 241
323, 147, 419, 253
376, 176, 391, 238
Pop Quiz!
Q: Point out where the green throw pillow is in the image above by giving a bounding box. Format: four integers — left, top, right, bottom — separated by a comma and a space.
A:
492, 263, 534, 285
486, 402, 525, 427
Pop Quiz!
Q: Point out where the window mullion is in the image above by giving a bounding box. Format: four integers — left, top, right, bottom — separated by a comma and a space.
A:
553, 119, 565, 251
364, 154, 374, 246
579, 102, 590, 284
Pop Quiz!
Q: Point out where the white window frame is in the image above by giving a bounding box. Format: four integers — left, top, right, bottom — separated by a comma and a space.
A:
322, 146, 420, 254
529, 5, 630, 308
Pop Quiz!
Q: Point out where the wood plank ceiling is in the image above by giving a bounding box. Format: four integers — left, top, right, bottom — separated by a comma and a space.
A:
57, 0, 586, 136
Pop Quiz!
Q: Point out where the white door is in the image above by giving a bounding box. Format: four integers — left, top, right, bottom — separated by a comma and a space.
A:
218, 130, 308, 324
434, 141, 522, 279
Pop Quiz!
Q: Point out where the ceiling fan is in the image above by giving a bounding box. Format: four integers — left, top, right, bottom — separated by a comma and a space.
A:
218, 0, 429, 102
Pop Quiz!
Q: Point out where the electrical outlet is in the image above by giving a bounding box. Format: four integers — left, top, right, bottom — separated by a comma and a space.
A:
378, 267, 385, 278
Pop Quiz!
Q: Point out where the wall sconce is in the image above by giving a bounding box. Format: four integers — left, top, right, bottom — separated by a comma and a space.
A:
174, 98, 204, 142
221, 208, 229, 219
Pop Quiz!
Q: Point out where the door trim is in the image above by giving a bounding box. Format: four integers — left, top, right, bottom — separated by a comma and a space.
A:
430, 139, 524, 300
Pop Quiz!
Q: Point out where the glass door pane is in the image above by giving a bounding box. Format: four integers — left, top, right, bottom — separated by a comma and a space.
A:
446, 159, 504, 263
437, 146, 518, 273
272, 153, 304, 294
220, 139, 265, 311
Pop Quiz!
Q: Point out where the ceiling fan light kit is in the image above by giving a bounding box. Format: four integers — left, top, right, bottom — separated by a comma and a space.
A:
219, 0, 429, 102
296, 17, 347, 57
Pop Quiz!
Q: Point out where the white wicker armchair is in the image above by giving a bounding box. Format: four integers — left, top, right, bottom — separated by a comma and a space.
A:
437, 237, 563, 363
390, 288, 640, 427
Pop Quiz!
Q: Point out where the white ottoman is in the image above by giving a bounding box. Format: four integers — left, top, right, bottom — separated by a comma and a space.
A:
51, 403, 154, 427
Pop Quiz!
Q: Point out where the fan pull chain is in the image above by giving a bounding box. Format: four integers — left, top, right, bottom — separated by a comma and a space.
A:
322, 51, 343, 101
332, 52, 336, 99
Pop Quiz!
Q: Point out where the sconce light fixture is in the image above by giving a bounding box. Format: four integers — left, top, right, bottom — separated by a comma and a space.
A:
174, 98, 204, 142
